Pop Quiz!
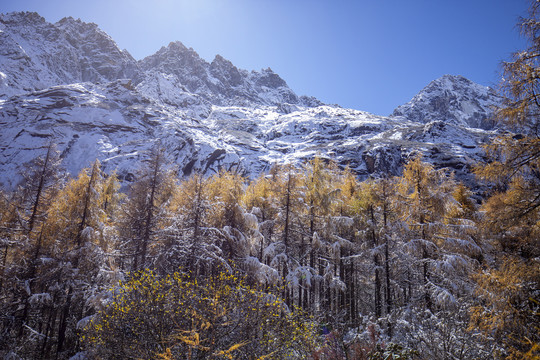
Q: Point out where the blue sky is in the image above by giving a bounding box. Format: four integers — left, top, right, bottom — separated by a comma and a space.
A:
1, 0, 528, 115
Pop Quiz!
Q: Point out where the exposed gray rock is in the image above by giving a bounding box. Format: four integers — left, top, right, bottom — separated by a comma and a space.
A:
391, 74, 502, 130
0, 12, 141, 98
0, 11, 502, 192
139, 41, 304, 107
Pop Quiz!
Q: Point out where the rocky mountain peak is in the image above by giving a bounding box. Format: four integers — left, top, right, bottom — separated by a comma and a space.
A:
56, 16, 99, 32
437, 74, 472, 87
55, 16, 139, 82
139, 39, 303, 107
0, 11, 46, 26
252, 67, 287, 89
142, 42, 203, 74
0, 11, 504, 191
210, 54, 244, 87
391, 74, 502, 129
210, 54, 237, 73
167, 40, 189, 52
0, 12, 140, 98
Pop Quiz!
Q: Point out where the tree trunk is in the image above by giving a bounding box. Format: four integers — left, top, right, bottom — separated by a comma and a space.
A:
140, 155, 160, 270
28, 142, 53, 234
370, 206, 382, 318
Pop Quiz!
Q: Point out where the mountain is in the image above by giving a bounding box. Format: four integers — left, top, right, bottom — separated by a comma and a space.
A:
0, 12, 502, 190
139, 41, 320, 107
0, 12, 139, 97
391, 74, 502, 130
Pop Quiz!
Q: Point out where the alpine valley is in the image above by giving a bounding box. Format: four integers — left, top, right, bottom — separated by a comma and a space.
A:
3, 9, 540, 360
0, 11, 502, 188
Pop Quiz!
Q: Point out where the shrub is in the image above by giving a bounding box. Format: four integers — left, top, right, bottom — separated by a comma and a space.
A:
82, 269, 316, 359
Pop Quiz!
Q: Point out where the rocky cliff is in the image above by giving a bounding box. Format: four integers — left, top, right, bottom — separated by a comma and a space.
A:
0, 12, 502, 190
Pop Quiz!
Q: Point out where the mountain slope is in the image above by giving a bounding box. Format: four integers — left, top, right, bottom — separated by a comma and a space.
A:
0, 12, 503, 190
139, 41, 319, 107
0, 12, 139, 98
391, 74, 502, 129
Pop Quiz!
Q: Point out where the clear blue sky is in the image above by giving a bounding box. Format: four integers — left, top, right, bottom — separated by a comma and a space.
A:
1, 0, 528, 115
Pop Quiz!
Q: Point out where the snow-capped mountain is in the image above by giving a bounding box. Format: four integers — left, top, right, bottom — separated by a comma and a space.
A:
140, 41, 320, 107
0, 12, 503, 189
391, 74, 502, 130
0, 12, 139, 98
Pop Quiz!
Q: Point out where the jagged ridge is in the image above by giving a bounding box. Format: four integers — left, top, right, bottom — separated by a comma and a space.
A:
391, 74, 502, 130
0, 11, 503, 191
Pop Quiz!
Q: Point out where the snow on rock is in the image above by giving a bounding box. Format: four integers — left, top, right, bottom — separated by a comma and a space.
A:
0, 12, 503, 191
0, 12, 140, 98
391, 74, 502, 130
139, 41, 308, 107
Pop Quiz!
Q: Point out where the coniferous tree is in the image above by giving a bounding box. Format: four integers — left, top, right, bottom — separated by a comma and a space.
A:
391, 157, 489, 359
243, 173, 279, 260
45, 160, 120, 358
301, 158, 342, 316
471, 2, 540, 358
394, 155, 459, 310
161, 173, 227, 275
0, 145, 65, 358
206, 169, 248, 261
119, 147, 176, 271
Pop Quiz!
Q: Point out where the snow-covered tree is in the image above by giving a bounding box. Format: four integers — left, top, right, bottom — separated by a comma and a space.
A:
471, 2, 540, 358
118, 147, 176, 271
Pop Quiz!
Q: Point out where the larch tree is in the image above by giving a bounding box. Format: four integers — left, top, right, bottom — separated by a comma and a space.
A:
162, 173, 227, 276
301, 158, 339, 315
205, 169, 248, 261
0, 142, 62, 293
472, 2, 540, 358
353, 177, 400, 329
0, 144, 66, 359
261, 164, 304, 308
384, 157, 488, 359
119, 147, 176, 272
243, 173, 278, 260
371, 177, 398, 337
474, 1, 540, 257
394, 154, 456, 309
44, 160, 120, 358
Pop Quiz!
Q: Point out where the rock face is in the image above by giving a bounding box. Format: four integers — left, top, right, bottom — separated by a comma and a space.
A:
0, 12, 503, 190
0, 12, 140, 98
139, 41, 310, 107
391, 74, 502, 130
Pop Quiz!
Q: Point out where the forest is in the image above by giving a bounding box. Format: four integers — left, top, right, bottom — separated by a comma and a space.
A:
1, 4, 539, 360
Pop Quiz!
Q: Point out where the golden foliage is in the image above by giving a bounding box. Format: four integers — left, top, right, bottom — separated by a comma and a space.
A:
82, 269, 317, 359
206, 169, 246, 230
469, 257, 540, 359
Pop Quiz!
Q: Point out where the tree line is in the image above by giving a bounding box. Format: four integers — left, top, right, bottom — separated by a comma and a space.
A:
0, 142, 537, 358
